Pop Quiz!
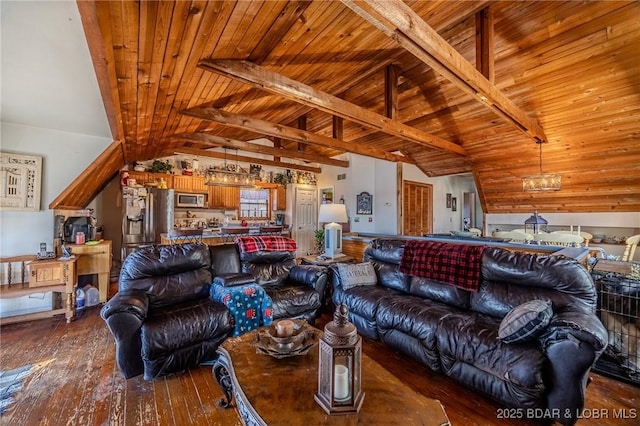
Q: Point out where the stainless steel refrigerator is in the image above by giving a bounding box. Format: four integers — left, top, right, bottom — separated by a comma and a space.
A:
121, 187, 174, 261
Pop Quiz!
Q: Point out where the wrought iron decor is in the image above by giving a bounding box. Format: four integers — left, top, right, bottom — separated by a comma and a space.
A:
356, 192, 372, 215
0, 152, 42, 211
446, 193, 452, 208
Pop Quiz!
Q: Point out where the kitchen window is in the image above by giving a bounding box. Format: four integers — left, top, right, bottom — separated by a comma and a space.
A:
239, 189, 269, 219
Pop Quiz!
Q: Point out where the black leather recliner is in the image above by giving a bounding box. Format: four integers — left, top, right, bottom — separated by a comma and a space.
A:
208, 242, 328, 323
102, 241, 328, 380
100, 243, 233, 380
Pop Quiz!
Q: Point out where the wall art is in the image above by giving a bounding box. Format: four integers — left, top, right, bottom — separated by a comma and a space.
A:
0, 152, 42, 211
356, 191, 372, 215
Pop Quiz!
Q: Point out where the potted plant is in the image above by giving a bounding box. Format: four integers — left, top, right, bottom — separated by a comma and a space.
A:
314, 229, 325, 254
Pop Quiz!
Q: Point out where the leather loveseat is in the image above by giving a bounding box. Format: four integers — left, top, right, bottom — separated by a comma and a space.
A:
101, 240, 327, 380
331, 238, 607, 425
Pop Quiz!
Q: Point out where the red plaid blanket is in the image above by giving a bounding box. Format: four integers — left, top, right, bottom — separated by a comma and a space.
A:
235, 236, 297, 253
398, 241, 486, 292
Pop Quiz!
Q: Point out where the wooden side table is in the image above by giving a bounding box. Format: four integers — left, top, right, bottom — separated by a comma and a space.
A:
59, 240, 111, 303
0, 256, 78, 325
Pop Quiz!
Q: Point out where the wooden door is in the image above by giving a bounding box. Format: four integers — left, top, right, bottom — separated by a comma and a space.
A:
293, 187, 316, 257
223, 187, 240, 209
191, 177, 207, 193
403, 180, 433, 236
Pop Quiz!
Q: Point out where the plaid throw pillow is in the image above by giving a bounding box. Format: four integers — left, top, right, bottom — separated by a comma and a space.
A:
498, 300, 553, 344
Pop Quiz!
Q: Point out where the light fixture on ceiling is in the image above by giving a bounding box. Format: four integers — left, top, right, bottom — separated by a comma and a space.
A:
203, 148, 256, 187
522, 141, 561, 192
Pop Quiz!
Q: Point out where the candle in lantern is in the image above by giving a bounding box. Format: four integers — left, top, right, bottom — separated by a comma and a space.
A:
275, 319, 295, 337
334, 365, 350, 400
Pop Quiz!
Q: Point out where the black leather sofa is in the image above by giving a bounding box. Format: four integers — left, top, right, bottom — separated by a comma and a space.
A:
101, 242, 327, 380
331, 238, 608, 425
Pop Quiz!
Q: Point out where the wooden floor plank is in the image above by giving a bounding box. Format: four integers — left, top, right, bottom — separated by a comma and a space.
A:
0, 307, 638, 425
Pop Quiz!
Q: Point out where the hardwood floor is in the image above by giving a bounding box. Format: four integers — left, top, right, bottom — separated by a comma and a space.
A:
0, 308, 638, 425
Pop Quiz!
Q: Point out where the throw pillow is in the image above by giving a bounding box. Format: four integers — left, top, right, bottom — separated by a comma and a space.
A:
338, 262, 377, 290
498, 300, 553, 344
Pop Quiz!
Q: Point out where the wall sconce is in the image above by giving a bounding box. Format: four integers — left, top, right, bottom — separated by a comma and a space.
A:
315, 304, 364, 414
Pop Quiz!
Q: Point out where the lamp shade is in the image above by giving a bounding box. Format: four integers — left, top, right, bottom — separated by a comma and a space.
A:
318, 203, 348, 224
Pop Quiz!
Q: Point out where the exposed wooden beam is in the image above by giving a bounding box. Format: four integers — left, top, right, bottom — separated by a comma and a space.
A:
332, 116, 343, 140
342, 0, 547, 144
475, 7, 494, 82
171, 147, 322, 174
198, 59, 466, 155
172, 132, 349, 167
76, 0, 123, 143
297, 115, 307, 153
180, 106, 414, 164
385, 65, 398, 120
273, 137, 282, 162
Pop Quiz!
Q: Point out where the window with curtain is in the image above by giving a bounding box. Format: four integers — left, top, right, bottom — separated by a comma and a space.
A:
239, 189, 270, 219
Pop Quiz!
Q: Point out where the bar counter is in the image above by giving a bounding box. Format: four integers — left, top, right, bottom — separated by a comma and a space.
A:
342, 233, 590, 262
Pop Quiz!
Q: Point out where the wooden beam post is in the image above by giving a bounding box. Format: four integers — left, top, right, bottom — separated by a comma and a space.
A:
475, 7, 494, 82
385, 65, 398, 120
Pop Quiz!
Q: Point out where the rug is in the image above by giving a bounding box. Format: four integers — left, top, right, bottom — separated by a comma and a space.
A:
0, 364, 33, 416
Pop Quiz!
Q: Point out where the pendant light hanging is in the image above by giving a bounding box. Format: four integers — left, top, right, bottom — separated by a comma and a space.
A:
522, 141, 561, 191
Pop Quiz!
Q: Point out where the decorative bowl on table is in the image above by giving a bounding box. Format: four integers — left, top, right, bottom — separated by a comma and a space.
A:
253, 319, 321, 359
450, 230, 475, 238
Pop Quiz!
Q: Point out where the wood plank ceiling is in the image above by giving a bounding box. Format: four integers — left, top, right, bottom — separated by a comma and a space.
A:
58, 0, 639, 213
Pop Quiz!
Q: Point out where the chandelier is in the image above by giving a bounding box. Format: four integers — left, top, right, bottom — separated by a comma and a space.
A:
522, 141, 561, 191
204, 148, 256, 187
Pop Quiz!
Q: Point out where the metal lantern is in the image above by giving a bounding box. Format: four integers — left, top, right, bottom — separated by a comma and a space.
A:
315, 304, 365, 415
524, 211, 549, 235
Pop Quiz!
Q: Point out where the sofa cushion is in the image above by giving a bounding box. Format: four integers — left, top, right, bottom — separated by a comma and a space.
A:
409, 276, 471, 309
142, 298, 231, 355
119, 243, 213, 308
437, 311, 546, 391
498, 300, 553, 343
337, 262, 377, 290
376, 294, 460, 371
264, 282, 321, 319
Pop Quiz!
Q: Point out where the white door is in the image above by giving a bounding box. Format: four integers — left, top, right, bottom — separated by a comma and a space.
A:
293, 187, 317, 257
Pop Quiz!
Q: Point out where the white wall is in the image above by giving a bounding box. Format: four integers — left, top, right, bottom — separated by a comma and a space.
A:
403, 165, 479, 234
316, 154, 479, 235
0, 122, 111, 256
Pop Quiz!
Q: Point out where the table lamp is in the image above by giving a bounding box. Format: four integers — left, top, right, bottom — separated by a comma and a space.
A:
318, 203, 348, 259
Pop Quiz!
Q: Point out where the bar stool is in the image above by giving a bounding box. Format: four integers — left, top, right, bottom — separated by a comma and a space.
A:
167, 229, 203, 245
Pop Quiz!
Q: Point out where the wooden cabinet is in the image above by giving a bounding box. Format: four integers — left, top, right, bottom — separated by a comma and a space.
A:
121, 171, 173, 188
0, 256, 77, 325
60, 240, 112, 304
208, 186, 240, 210
271, 185, 286, 211
173, 176, 207, 193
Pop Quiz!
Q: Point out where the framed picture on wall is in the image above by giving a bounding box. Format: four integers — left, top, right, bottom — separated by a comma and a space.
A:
451, 197, 457, 212
356, 191, 372, 215
446, 193, 452, 208
319, 186, 334, 204
0, 151, 42, 211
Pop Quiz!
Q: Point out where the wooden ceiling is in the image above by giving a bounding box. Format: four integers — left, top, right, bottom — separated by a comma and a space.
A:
53, 0, 640, 213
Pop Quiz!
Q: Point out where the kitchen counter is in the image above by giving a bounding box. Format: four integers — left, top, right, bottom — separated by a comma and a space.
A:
160, 228, 290, 245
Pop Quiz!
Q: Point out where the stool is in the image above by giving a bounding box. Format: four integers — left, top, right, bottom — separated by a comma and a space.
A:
211, 276, 273, 337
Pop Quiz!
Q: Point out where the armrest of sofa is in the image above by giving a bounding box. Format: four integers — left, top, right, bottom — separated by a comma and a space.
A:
100, 289, 150, 323
538, 310, 608, 425
539, 309, 608, 353
213, 272, 255, 287
99, 289, 150, 379
289, 265, 329, 299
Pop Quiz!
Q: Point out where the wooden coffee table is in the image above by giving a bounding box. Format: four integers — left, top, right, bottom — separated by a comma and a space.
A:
213, 326, 450, 425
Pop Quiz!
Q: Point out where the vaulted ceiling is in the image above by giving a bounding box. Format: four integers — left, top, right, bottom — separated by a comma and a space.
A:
54, 0, 639, 213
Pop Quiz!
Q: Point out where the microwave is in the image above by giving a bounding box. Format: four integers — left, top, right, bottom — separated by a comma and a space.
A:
175, 193, 207, 208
